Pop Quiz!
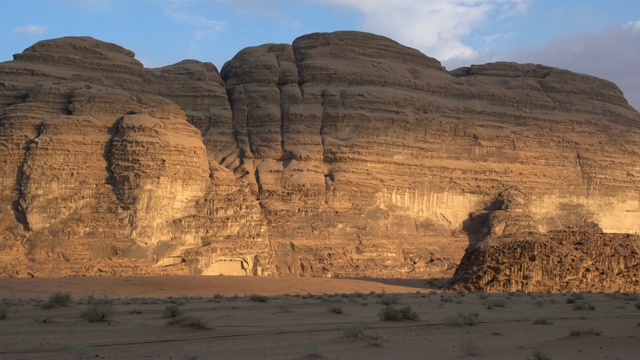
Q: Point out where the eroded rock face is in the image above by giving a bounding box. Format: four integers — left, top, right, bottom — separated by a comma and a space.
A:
446, 230, 640, 292
1, 32, 639, 279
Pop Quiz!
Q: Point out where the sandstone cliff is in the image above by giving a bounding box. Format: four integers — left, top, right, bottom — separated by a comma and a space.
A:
1, 32, 639, 280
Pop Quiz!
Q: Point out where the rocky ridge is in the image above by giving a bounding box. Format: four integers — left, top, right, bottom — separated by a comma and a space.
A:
0, 32, 639, 287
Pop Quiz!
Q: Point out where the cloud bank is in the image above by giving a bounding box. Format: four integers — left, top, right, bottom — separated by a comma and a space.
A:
14, 24, 47, 35
157, 0, 225, 54
315, 0, 531, 60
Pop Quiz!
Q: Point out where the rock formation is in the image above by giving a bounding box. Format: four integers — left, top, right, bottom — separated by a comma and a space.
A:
1, 32, 639, 282
447, 229, 640, 292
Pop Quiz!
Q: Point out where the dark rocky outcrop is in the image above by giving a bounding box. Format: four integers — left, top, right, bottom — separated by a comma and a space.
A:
447, 229, 640, 292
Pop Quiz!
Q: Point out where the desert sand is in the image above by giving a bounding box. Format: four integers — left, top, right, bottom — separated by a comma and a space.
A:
0, 276, 638, 359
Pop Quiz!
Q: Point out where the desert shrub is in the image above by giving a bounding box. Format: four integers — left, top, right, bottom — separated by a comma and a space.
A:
533, 317, 554, 325
42, 292, 73, 309
278, 304, 292, 313
476, 293, 489, 299
80, 298, 113, 322
634, 302, 640, 310
0, 303, 8, 320
376, 293, 400, 305
398, 306, 419, 321
486, 298, 506, 309
328, 305, 343, 314
166, 315, 210, 329
366, 334, 383, 346
565, 293, 585, 304
440, 295, 455, 302
444, 312, 479, 326
527, 349, 552, 360
163, 304, 183, 318
342, 323, 367, 338
249, 294, 269, 303
129, 308, 143, 315
569, 328, 602, 336
573, 301, 595, 311
379, 305, 401, 321
378, 305, 419, 321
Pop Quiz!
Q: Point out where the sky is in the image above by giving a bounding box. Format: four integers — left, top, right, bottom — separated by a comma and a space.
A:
1, 0, 639, 110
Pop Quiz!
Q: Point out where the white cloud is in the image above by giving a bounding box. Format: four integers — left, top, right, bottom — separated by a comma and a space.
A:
156, 0, 225, 53
14, 24, 47, 35
624, 20, 640, 33
163, 2, 225, 32
481, 32, 517, 45
314, 0, 532, 60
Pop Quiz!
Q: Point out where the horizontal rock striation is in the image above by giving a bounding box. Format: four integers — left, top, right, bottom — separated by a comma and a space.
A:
0, 32, 639, 280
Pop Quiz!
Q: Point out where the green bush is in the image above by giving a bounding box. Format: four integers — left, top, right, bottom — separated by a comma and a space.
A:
378, 305, 419, 321
0, 303, 8, 320
163, 304, 183, 318
573, 301, 595, 311
444, 312, 479, 326
533, 317, 554, 325
569, 328, 602, 336
398, 306, 419, 321
527, 349, 552, 360
565, 293, 585, 304
80, 298, 113, 322
328, 306, 343, 314
485, 298, 506, 309
379, 305, 402, 321
249, 294, 269, 303
42, 292, 73, 309
342, 323, 367, 338
376, 293, 400, 305
166, 315, 210, 329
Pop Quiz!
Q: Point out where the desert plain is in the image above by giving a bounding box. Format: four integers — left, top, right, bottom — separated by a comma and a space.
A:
0, 276, 638, 359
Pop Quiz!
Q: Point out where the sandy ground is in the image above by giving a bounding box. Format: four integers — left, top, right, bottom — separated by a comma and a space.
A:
0, 276, 639, 359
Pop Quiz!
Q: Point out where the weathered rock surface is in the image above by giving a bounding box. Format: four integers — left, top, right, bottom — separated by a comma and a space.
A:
0, 32, 639, 281
446, 229, 640, 292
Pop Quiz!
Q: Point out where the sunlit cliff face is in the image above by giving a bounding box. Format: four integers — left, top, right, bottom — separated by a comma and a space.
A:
1, 32, 639, 281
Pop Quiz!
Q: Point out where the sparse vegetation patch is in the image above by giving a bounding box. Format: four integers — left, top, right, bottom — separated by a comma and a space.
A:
80, 298, 113, 322
42, 292, 73, 309
342, 323, 367, 338
163, 304, 183, 318
444, 312, 479, 326
378, 305, 419, 321
249, 294, 269, 303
